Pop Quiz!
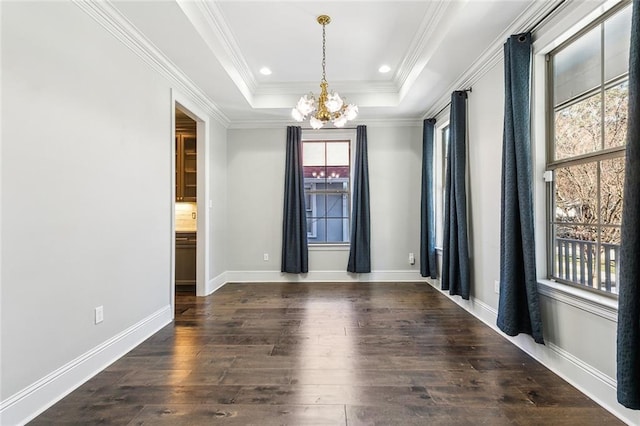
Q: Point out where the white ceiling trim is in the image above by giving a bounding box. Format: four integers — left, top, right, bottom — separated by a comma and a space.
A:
255, 80, 399, 96
422, 0, 567, 120
394, 1, 449, 87
199, 0, 257, 92
73, 0, 230, 126
228, 117, 422, 130
177, 0, 470, 112
396, 0, 466, 102
177, 0, 257, 106
249, 92, 402, 111
251, 80, 401, 109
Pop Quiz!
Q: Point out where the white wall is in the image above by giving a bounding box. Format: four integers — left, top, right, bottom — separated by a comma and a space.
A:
0, 2, 227, 423
227, 128, 284, 272
431, 59, 631, 425
226, 125, 423, 281
208, 118, 228, 287
429, 1, 638, 423
2, 0, 635, 424
1, 0, 167, 396
466, 65, 504, 307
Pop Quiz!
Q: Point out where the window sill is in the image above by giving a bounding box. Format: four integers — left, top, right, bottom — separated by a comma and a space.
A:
423, 250, 617, 321
309, 244, 350, 252
537, 278, 618, 322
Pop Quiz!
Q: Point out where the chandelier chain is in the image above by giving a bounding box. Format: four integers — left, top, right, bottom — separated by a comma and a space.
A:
321, 22, 326, 83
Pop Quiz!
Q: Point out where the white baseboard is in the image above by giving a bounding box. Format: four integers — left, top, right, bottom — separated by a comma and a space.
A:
225, 269, 424, 283
6, 278, 637, 425
423, 279, 639, 426
0, 306, 172, 426
205, 271, 227, 295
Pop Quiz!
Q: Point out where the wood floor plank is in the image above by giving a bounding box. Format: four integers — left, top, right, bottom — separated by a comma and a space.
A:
30, 282, 623, 425
231, 384, 440, 407
127, 403, 346, 425
346, 405, 517, 426
29, 401, 145, 425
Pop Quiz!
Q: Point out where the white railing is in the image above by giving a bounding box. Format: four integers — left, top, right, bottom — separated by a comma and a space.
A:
554, 238, 619, 294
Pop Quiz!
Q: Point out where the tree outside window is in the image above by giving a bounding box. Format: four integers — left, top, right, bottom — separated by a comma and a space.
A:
548, 3, 631, 295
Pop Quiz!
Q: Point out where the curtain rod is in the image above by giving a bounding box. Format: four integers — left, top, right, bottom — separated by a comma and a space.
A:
428, 1, 566, 122
425, 2, 565, 123
431, 87, 473, 120
527, 0, 567, 34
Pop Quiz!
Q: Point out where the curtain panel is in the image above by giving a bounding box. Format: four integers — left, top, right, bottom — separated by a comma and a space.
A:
281, 126, 308, 273
441, 91, 470, 299
420, 118, 438, 278
496, 33, 544, 344
617, 0, 640, 409
347, 125, 371, 273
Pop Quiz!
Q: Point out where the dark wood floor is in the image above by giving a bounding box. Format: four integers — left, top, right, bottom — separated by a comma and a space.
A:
31, 282, 623, 425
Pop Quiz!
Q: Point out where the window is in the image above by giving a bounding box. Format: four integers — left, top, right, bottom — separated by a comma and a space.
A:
303, 140, 351, 244
547, 2, 631, 296
435, 124, 450, 249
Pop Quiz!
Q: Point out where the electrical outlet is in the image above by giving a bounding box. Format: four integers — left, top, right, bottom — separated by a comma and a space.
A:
95, 306, 104, 324
494, 280, 500, 294
409, 252, 415, 265
263, 253, 269, 261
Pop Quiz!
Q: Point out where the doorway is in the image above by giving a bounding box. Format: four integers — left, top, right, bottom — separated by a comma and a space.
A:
175, 108, 197, 296
171, 90, 211, 317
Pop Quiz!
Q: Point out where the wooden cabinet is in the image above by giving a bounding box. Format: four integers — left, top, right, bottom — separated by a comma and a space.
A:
175, 232, 196, 290
176, 133, 197, 201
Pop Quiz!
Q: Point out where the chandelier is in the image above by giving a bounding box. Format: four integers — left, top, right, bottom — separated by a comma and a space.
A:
291, 15, 358, 129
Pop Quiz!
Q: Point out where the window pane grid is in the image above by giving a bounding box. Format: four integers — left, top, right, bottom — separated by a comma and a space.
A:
303, 140, 351, 244
547, 2, 630, 296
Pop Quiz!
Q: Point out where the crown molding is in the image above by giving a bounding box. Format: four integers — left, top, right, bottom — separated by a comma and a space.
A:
227, 117, 422, 130
197, 1, 258, 93
72, 0, 230, 127
178, 0, 404, 109
73, 0, 572, 129
422, 0, 568, 120
394, 0, 452, 90
177, 0, 257, 105
255, 80, 399, 96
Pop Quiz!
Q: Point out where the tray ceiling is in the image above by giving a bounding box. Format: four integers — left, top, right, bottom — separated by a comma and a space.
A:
108, 0, 563, 127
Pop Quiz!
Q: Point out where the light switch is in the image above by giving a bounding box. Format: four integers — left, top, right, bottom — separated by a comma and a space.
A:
95, 306, 104, 324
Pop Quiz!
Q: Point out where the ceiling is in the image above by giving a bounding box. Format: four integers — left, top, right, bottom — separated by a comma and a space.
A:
109, 0, 562, 127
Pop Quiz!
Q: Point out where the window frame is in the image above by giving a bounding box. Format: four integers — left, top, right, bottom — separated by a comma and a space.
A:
304, 182, 318, 239
537, 0, 631, 298
434, 121, 450, 251
301, 129, 356, 247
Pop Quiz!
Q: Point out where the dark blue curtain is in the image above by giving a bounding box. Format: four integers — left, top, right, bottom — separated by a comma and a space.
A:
617, 0, 640, 410
281, 126, 308, 273
347, 125, 371, 273
421, 118, 437, 278
441, 92, 470, 299
496, 33, 544, 344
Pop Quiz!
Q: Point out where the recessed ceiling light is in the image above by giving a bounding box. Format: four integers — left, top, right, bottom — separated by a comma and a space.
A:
259, 67, 272, 76
378, 65, 391, 74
